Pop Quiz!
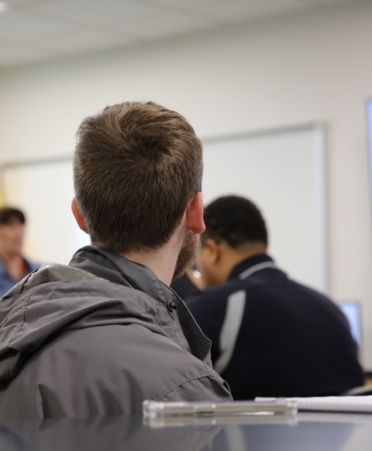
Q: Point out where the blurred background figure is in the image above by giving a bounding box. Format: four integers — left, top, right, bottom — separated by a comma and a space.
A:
171, 265, 204, 299
186, 195, 365, 400
0, 207, 39, 297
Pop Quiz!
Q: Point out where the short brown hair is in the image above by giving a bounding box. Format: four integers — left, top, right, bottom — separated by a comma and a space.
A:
74, 101, 203, 253
0, 207, 25, 226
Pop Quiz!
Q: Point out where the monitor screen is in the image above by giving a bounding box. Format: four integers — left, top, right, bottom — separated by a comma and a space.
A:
339, 302, 361, 347
368, 98, 372, 190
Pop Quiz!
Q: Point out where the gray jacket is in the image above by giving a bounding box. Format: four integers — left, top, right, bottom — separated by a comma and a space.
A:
0, 246, 231, 420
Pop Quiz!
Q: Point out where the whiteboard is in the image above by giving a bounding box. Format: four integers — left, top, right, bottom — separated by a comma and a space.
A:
0, 124, 326, 291
202, 124, 326, 292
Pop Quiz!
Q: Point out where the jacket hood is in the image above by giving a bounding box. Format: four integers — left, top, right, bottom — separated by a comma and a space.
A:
0, 246, 211, 381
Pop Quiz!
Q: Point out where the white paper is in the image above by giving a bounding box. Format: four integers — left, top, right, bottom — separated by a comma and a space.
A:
287, 396, 372, 413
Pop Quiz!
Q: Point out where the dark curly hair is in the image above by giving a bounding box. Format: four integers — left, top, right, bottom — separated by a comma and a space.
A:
202, 195, 268, 248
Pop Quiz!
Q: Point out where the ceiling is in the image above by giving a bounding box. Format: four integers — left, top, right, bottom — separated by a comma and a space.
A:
0, 0, 358, 68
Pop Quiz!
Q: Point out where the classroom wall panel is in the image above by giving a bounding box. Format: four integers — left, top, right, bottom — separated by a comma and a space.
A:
2, 160, 89, 264
1, 124, 326, 291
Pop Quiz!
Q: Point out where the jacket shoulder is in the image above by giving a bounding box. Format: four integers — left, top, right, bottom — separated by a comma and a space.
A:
1, 322, 230, 419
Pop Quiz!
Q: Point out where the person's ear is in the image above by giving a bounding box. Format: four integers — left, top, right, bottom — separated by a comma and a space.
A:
202, 238, 221, 265
71, 198, 89, 234
185, 192, 205, 234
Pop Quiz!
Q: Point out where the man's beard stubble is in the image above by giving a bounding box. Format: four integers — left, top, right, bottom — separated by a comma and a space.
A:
173, 233, 200, 280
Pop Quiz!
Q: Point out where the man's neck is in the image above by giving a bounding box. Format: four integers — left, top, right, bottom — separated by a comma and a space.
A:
0, 249, 21, 263
218, 243, 268, 284
0, 250, 25, 279
233, 244, 268, 265
120, 237, 181, 286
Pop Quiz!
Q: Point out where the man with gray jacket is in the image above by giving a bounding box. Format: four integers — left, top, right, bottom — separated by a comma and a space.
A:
0, 102, 232, 420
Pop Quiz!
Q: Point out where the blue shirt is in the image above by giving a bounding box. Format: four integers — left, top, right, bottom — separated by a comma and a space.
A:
0, 258, 40, 298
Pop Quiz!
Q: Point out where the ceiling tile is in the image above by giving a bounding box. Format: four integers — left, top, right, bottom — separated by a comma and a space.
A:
150, 0, 355, 9
0, 40, 54, 66
185, 0, 309, 24
146, 0, 217, 7
1, 0, 46, 5
27, 0, 165, 26
0, 10, 71, 39
108, 10, 216, 38
297, 0, 358, 6
0, 0, 361, 68
29, 29, 138, 55
0, 0, 65, 11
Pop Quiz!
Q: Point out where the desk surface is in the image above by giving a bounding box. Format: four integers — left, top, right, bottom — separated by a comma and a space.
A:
1, 412, 371, 450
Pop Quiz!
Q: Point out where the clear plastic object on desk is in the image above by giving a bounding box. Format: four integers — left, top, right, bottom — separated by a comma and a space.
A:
142, 399, 298, 419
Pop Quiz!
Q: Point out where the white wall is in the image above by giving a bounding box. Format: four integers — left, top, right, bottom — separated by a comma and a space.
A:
1, 1, 372, 367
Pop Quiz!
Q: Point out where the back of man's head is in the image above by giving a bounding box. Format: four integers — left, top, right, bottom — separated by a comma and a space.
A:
74, 101, 203, 254
203, 195, 268, 247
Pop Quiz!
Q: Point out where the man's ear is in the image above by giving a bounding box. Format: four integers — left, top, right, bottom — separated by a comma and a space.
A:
202, 238, 221, 265
71, 198, 89, 234
185, 192, 205, 234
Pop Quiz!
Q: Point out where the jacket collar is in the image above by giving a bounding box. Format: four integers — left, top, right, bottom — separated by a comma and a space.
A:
70, 245, 170, 305
228, 253, 275, 281
69, 245, 212, 363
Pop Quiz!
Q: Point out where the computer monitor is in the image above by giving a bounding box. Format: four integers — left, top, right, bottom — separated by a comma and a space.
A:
339, 301, 362, 347
368, 98, 372, 200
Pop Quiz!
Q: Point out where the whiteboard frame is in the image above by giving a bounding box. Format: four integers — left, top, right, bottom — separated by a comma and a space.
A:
201, 122, 327, 292
0, 122, 327, 291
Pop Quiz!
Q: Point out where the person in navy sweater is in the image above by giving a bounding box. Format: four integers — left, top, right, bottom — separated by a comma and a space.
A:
186, 195, 364, 400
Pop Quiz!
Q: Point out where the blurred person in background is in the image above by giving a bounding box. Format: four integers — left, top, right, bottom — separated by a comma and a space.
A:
171, 264, 204, 299
186, 195, 365, 400
0, 207, 39, 297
